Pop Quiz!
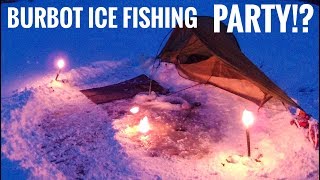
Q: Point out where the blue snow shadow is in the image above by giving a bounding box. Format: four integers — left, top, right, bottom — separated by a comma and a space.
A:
1, 89, 33, 179
1, 89, 33, 122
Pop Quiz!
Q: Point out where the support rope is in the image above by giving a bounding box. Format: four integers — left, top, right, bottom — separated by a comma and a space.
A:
167, 83, 202, 96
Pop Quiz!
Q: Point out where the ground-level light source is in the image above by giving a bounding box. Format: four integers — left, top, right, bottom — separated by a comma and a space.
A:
55, 59, 65, 80
139, 116, 150, 134
242, 109, 255, 157
130, 106, 140, 114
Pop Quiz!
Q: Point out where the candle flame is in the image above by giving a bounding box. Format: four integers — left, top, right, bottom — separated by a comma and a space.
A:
139, 116, 150, 134
57, 59, 65, 69
130, 106, 139, 114
242, 109, 254, 128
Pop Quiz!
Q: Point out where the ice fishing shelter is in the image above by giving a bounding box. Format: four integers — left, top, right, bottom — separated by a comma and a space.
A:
158, 16, 301, 109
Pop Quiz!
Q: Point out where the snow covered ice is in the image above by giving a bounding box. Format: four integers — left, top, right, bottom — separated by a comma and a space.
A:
1, 0, 319, 179
1, 60, 319, 179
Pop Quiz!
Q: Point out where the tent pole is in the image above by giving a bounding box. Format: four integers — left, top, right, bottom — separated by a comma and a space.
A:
148, 29, 173, 96
148, 80, 153, 95
148, 58, 158, 95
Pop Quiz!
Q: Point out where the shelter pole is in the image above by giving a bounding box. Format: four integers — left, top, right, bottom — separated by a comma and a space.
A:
149, 29, 173, 95
148, 80, 153, 95
148, 58, 157, 95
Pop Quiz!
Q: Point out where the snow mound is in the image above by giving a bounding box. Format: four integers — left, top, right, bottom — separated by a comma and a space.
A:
132, 92, 192, 110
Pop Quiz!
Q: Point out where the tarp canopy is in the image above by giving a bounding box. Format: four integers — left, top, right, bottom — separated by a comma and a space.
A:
81, 75, 168, 104
158, 16, 301, 109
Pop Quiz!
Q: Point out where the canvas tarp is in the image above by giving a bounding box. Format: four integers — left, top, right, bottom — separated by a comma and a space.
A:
159, 16, 301, 109
81, 75, 168, 104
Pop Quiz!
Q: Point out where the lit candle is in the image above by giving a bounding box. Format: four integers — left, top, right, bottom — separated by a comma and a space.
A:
55, 59, 65, 80
242, 109, 255, 157
130, 106, 140, 114
138, 116, 150, 134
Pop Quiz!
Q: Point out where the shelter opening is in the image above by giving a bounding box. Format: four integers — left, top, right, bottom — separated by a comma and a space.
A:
158, 16, 302, 110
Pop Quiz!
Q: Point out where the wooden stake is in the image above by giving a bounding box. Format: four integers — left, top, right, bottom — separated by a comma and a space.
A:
246, 129, 251, 157
55, 69, 61, 81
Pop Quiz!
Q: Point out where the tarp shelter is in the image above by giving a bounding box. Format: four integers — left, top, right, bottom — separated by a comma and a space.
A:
158, 16, 301, 109
81, 75, 168, 104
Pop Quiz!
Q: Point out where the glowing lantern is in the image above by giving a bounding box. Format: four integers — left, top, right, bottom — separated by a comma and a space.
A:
138, 116, 150, 134
242, 109, 255, 157
130, 106, 140, 114
55, 59, 65, 81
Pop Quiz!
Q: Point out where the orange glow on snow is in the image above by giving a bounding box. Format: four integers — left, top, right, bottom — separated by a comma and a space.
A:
51, 80, 63, 87
139, 116, 150, 134
242, 109, 254, 128
130, 106, 140, 114
57, 59, 65, 69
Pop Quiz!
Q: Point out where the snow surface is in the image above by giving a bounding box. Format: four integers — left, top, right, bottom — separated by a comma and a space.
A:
1, 0, 319, 179
1, 0, 319, 118
1, 59, 319, 179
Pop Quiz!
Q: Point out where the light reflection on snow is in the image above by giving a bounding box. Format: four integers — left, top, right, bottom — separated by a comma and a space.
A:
130, 106, 140, 114
50, 80, 63, 87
